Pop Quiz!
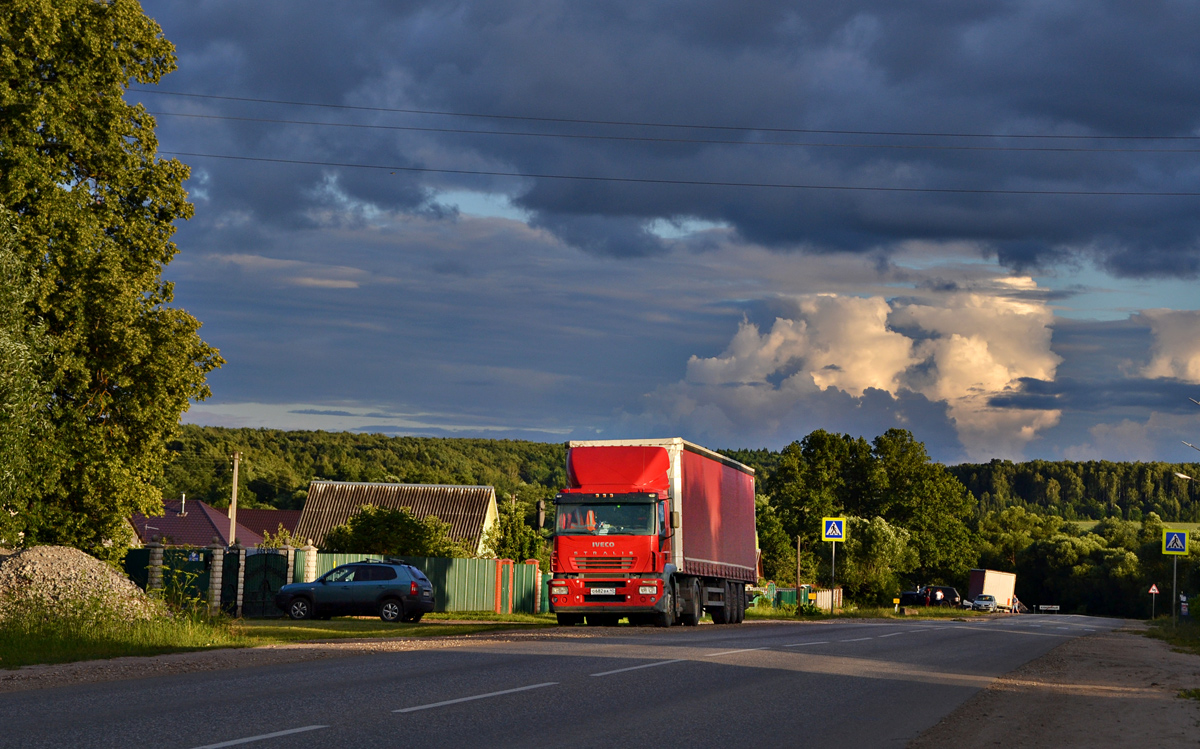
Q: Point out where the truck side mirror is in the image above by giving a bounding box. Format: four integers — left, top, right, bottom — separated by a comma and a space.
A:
671, 511, 681, 529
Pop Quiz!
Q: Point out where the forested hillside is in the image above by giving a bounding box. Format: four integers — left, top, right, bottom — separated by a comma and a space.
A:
162, 426, 567, 517
948, 459, 1200, 522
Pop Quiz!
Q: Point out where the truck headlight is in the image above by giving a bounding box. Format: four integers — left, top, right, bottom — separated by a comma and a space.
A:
638, 586, 657, 595
552, 586, 569, 595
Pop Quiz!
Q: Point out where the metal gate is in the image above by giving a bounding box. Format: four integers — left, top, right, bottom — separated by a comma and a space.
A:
241, 550, 290, 618
220, 549, 242, 616
163, 549, 210, 610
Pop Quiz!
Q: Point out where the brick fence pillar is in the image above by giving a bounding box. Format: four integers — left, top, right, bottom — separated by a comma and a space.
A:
146, 540, 164, 595
282, 543, 295, 584
302, 540, 318, 583
207, 540, 224, 617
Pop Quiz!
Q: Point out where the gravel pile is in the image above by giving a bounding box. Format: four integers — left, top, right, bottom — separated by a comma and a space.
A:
0, 545, 159, 621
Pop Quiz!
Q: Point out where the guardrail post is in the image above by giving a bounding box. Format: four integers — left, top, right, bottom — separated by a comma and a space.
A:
230, 542, 246, 618
146, 540, 164, 595
207, 539, 224, 617
302, 540, 318, 582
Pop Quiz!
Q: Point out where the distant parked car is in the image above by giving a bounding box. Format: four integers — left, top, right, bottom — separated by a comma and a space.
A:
972, 594, 997, 612
275, 561, 435, 622
898, 586, 962, 608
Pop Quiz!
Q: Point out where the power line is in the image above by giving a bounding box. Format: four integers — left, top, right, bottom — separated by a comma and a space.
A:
147, 110, 1200, 154
160, 150, 1200, 197
132, 88, 1200, 141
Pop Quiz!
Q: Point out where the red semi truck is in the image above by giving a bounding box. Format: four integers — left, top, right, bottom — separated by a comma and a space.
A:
548, 438, 757, 627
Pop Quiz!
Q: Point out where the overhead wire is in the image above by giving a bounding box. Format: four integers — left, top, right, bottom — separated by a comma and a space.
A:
131, 88, 1200, 141
159, 150, 1200, 197
145, 110, 1200, 154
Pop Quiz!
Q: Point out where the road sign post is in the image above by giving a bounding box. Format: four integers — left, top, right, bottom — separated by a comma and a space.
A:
1163, 530, 1189, 627
822, 518, 846, 615
1149, 583, 1160, 619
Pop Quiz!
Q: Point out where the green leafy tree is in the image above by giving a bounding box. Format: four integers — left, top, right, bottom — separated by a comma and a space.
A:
322, 505, 469, 557
871, 429, 975, 582
484, 495, 547, 566
0, 1, 222, 559
837, 516, 918, 604
0, 214, 47, 548
755, 495, 796, 585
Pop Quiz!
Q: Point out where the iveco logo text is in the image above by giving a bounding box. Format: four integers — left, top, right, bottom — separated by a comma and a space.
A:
592, 541, 615, 547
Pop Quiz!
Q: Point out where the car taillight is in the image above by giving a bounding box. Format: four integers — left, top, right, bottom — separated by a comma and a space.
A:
410, 582, 418, 596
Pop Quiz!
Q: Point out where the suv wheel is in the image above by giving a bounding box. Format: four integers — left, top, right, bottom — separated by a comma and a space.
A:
379, 598, 403, 623
288, 598, 312, 620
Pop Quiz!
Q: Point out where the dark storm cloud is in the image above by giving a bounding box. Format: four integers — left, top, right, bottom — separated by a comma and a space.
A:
140, 0, 1200, 272
990, 377, 1200, 413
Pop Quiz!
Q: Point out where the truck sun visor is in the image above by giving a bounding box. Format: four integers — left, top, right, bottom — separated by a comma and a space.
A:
566, 446, 671, 494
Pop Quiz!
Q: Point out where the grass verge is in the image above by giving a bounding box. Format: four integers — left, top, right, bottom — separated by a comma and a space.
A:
1144, 618, 1200, 657
0, 596, 247, 670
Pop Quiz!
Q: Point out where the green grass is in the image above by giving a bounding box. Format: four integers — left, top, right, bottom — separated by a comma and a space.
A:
1145, 618, 1200, 657
0, 596, 248, 670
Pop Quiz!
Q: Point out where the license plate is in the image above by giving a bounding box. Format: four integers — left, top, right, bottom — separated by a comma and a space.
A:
590, 587, 617, 595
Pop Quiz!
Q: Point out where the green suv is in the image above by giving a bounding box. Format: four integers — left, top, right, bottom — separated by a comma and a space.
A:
275, 561, 435, 622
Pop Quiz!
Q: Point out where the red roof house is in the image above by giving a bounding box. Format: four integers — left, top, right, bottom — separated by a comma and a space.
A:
130, 499, 263, 547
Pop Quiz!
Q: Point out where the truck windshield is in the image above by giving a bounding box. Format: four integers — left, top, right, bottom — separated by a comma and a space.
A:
556, 503, 655, 535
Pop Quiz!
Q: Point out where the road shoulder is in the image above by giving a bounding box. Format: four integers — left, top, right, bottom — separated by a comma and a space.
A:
909, 623, 1200, 748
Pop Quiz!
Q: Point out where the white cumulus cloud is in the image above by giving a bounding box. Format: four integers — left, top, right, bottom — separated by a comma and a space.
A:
1138, 309, 1200, 383
653, 278, 1063, 460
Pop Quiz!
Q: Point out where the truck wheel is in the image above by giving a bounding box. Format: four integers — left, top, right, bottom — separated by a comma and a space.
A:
653, 580, 676, 627
556, 613, 584, 626
734, 584, 745, 623
680, 579, 701, 626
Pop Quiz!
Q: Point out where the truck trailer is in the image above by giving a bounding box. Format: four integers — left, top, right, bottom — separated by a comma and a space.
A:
968, 568, 1017, 612
549, 438, 757, 627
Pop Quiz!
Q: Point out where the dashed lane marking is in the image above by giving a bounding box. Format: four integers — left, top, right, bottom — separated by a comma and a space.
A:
783, 641, 830, 647
394, 682, 558, 712
704, 647, 768, 657
590, 660, 685, 677
840, 637, 873, 642
191, 726, 329, 748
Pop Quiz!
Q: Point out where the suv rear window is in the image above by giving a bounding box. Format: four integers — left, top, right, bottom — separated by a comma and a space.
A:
407, 566, 429, 583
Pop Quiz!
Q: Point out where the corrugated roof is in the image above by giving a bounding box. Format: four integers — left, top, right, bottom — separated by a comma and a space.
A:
129, 499, 264, 548
236, 509, 302, 539
296, 481, 498, 554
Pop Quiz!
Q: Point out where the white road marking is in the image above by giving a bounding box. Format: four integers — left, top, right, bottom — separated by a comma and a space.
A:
878, 632, 905, 637
783, 641, 830, 647
705, 647, 768, 657
191, 726, 328, 748
840, 637, 873, 642
394, 682, 558, 712
590, 660, 685, 677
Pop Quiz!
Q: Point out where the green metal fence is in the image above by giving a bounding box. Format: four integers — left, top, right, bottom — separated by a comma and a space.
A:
124, 548, 544, 617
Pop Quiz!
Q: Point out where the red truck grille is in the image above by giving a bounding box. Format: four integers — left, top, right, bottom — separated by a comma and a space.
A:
574, 556, 635, 570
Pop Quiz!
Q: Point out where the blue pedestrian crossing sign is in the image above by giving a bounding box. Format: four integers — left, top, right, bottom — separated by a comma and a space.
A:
822, 517, 846, 542
1163, 529, 1189, 556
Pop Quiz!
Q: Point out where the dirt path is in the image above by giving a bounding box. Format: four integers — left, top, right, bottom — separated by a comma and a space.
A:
909, 623, 1200, 748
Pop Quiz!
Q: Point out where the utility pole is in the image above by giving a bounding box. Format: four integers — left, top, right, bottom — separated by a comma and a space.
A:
228, 451, 241, 546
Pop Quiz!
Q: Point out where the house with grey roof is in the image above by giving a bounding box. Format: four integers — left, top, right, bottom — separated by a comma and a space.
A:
295, 481, 498, 555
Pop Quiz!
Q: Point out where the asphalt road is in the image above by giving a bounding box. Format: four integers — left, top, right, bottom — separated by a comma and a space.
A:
0, 614, 1121, 749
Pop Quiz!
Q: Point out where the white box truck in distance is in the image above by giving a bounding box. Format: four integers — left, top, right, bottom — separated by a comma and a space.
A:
968, 569, 1017, 612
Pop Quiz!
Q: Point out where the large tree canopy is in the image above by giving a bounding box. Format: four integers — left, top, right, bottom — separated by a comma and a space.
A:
0, 0, 221, 559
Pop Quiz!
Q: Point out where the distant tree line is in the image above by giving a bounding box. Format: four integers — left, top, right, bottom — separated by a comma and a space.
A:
948, 459, 1200, 522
